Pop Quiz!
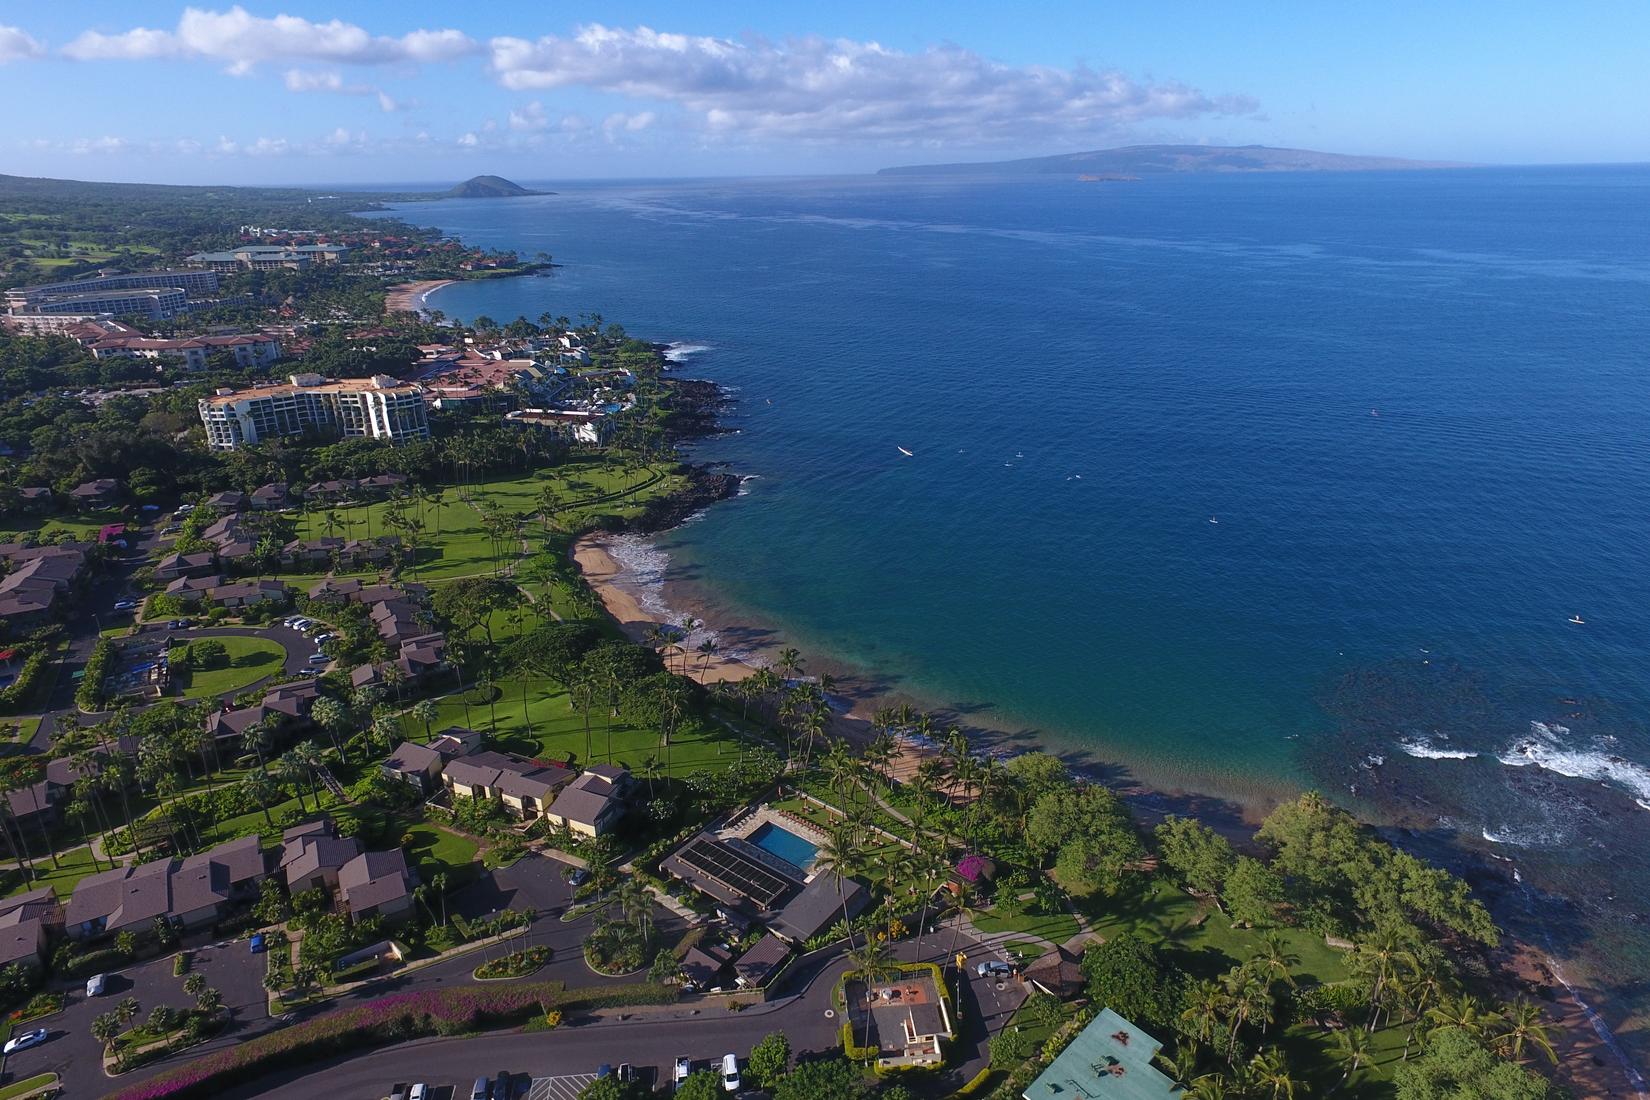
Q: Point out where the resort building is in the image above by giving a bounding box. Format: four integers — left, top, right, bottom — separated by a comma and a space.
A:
1022, 1008, 1179, 1100
198, 373, 430, 451
505, 406, 614, 445
185, 244, 348, 271
3, 270, 218, 311
86, 331, 283, 370
545, 763, 631, 837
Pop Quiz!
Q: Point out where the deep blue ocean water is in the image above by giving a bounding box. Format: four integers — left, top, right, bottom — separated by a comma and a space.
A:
382, 169, 1650, 1063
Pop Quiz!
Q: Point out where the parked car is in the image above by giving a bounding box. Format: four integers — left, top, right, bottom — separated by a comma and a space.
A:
3, 1028, 48, 1055
565, 867, 590, 886
307, 653, 330, 664
493, 1070, 515, 1099
674, 1056, 692, 1086
112, 599, 138, 611
389, 1085, 410, 1100
976, 960, 1013, 979
408, 1086, 427, 1100
596, 1064, 612, 1079
470, 1077, 489, 1100
313, 632, 337, 643
85, 973, 106, 997
616, 1064, 634, 1083
249, 933, 267, 954
288, 618, 312, 630
161, 525, 181, 534
720, 1053, 741, 1092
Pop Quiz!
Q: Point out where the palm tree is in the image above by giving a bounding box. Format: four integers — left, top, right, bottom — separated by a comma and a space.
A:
1246, 1048, 1298, 1099
276, 751, 313, 813
195, 987, 223, 1015
411, 699, 439, 741
1352, 930, 1418, 1032
91, 1012, 121, 1058
1330, 1027, 1372, 1093
1493, 999, 1557, 1064
115, 996, 140, 1029
812, 824, 864, 950
1155, 1044, 1202, 1089
240, 768, 279, 827
1427, 992, 1495, 1041
1181, 979, 1229, 1047
1185, 1074, 1232, 1100
1251, 932, 1300, 989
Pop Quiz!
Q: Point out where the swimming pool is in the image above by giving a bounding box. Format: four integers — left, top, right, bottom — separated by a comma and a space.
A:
747, 822, 819, 871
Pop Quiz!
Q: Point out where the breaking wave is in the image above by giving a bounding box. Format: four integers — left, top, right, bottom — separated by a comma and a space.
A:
663, 342, 711, 363
1499, 721, 1650, 811
1397, 735, 1479, 760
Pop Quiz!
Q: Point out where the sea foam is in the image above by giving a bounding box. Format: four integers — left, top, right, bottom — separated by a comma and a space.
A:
663, 342, 711, 363
1397, 736, 1479, 760
1499, 721, 1650, 811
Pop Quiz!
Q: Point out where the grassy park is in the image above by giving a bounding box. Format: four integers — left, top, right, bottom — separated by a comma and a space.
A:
179, 636, 286, 699
288, 461, 683, 583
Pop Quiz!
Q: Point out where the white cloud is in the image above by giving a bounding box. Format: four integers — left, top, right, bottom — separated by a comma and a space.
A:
603, 111, 657, 135
509, 101, 549, 132
64, 6, 477, 67
284, 69, 349, 93
457, 132, 480, 147
71, 136, 128, 155
0, 25, 45, 63
489, 25, 1256, 145
377, 91, 403, 113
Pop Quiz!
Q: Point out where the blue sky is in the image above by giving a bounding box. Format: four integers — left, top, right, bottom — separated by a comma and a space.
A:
0, 1, 1645, 185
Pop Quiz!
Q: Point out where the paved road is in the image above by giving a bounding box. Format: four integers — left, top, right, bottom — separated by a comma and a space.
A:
234, 929, 1022, 1100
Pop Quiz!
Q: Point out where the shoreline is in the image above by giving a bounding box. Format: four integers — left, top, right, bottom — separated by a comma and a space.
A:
572, 527, 1648, 1098
385, 278, 457, 315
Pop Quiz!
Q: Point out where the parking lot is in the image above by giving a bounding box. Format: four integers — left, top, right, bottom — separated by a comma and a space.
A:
524, 1074, 598, 1100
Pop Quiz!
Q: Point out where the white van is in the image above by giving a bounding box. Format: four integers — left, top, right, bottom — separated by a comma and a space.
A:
720, 1053, 740, 1092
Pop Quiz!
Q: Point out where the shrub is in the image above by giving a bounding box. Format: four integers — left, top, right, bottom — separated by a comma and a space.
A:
0, 650, 51, 713
76, 638, 117, 710
63, 946, 128, 979
173, 953, 191, 977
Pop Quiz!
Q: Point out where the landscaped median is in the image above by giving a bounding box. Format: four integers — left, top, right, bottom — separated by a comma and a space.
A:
108, 981, 677, 1100
0, 1072, 59, 1100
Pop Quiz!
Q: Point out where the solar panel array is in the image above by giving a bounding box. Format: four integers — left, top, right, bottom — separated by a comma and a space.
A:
677, 838, 792, 908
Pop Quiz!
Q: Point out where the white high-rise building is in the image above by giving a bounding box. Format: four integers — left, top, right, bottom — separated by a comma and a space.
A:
198, 373, 429, 451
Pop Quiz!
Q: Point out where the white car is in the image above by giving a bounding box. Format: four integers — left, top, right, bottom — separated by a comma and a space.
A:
307, 653, 330, 664
674, 1056, 692, 1086
289, 618, 312, 630
3, 1028, 47, 1055
112, 600, 138, 612
720, 1054, 740, 1092
86, 973, 106, 997
408, 1085, 427, 1100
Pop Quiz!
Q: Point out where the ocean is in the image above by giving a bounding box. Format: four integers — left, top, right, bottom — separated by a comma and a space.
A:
379, 167, 1650, 1070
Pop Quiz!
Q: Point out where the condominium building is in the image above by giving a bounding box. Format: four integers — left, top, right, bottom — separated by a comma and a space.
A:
185, 244, 348, 272
89, 332, 283, 371
3, 270, 219, 313
198, 373, 429, 450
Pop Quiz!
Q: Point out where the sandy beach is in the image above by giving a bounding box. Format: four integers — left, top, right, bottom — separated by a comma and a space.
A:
385, 278, 457, 315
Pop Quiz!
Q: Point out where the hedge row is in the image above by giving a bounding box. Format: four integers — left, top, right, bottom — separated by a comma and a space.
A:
0, 650, 51, 713
75, 638, 116, 710
109, 981, 676, 1100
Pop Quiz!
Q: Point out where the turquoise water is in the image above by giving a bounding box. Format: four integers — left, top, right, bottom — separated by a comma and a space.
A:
747, 822, 819, 871
381, 170, 1650, 1067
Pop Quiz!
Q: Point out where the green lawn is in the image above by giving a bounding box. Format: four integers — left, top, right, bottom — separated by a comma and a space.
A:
287, 461, 682, 584
970, 905, 1082, 945
179, 636, 286, 699
0, 508, 129, 542
0, 1073, 58, 1100
1, 715, 41, 743
402, 822, 480, 885
400, 677, 744, 779
7, 843, 105, 900
1078, 878, 1350, 987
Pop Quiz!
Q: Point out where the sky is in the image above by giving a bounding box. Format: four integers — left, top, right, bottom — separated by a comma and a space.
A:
0, 1, 1646, 185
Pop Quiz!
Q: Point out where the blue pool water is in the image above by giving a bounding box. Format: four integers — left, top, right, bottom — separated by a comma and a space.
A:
747, 822, 819, 871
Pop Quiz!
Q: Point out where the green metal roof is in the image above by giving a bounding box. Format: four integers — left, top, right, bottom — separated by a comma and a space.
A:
1022, 1008, 1180, 1100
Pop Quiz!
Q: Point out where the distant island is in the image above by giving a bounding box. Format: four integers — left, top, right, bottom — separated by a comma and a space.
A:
879, 143, 1471, 177
444, 174, 545, 198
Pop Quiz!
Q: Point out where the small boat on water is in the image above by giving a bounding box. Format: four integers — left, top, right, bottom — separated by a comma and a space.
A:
1209, 516, 1219, 524
1569, 614, 1586, 625
897, 446, 914, 457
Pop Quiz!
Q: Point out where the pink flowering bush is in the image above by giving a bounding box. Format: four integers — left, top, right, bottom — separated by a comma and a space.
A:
110, 982, 674, 1100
